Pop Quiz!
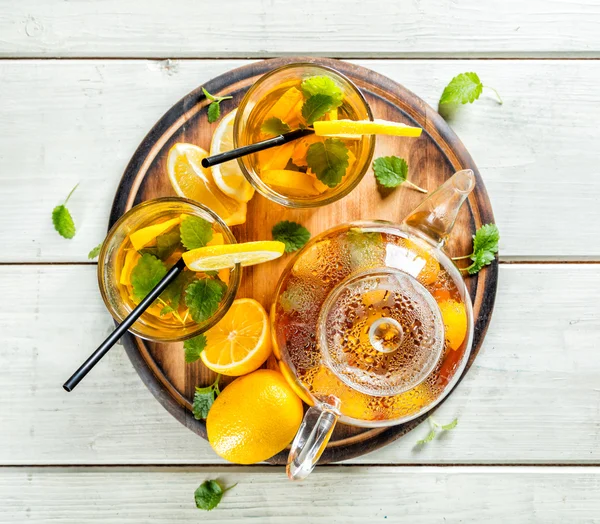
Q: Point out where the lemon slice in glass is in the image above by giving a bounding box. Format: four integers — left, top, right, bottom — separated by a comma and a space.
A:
167, 143, 247, 226
210, 109, 255, 203
313, 119, 422, 138
182, 241, 285, 271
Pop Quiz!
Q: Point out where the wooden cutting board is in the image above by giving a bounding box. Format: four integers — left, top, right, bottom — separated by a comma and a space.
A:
110, 57, 498, 464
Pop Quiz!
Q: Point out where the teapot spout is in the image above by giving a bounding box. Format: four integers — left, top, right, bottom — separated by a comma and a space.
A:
403, 169, 475, 245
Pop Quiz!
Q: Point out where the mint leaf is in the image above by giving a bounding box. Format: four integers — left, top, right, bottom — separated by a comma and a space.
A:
301, 76, 343, 107
160, 269, 197, 311
203, 88, 233, 123
88, 242, 103, 260
192, 375, 220, 420
160, 305, 174, 316
130, 253, 167, 302
207, 102, 221, 123
306, 138, 349, 188
441, 418, 458, 431
417, 428, 436, 445
141, 225, 182, 260
302, 94, 334, 125
454, 223, 499, 275
184, 334, 207, 363
180, 216, 213, 250
272, 221, 310, 253
440, 72, 483, 105
373, 156, 427, 193
194, 479, 236, 511
52, 184, 79, 239
261, 117, 291, 136
185, 278, 226, 323
373, 156, 408, 188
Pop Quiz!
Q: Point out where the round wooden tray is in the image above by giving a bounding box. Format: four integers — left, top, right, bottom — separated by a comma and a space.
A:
110, 57, 497, 464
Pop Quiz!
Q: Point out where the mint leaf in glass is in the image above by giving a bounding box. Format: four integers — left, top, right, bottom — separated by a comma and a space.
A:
306, 138, 349, 187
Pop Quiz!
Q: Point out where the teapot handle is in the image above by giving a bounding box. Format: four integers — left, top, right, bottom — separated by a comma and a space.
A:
286, 398, 340, 481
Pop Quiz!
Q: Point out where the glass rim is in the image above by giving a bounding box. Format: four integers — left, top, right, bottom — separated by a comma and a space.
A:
98, 196, 242, 342
233, 62, 376, 209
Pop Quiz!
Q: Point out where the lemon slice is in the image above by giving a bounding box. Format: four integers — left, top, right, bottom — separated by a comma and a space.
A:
182, 241, 285, 271
129, 217, 181, 251
167, 143, 247, 226
313, 119, 422, 138
210, 109, 255, 203
201, 298, 272, 376
261, 169, 321, 196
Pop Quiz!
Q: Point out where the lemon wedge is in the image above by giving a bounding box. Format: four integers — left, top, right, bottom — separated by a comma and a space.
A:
182, 241, 285, 271
261, 169, 321, 196
313, 119, 422, 138
167, 143, 247, 226
128, 217, 181, 251
210, 109, 255, 203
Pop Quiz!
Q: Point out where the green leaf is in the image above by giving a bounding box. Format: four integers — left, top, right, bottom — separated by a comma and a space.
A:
140, 225, 182, 260
192, 375, 220, 420
130, 253, 168, 302
88, 242, 103, 260
301, 94, 334, 125
472, 223, 500, 256
194, 479, 236, 511
301, 76, 343, 107
441, 418, 458, 431
207, 102, 221, 123
306, 138, 349, 188
261, 117, 291, 136
439, 72, 483, 105
160, 305, 174, 316
460, 223, 500, 275
272, 221, 310, 253
202, 87, 217, 102
52, 184, 79, 239
160, 270, 197, 312
417, 428, 437, 445
180, 216, 213, 250
373, 156, 408, 188
184, 334, 207, 363
185, 278, 226, 323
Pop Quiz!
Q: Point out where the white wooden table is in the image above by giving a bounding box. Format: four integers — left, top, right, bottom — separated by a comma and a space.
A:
1, 1, 599, 522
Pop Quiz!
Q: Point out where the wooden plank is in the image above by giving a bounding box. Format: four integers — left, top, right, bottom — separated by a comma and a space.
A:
2, 466, 600, 522
0, 59, 598, 262
1, 0, 600, 57
1, 263, 599, 465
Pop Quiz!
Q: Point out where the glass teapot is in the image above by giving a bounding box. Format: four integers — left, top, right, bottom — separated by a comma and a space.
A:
271, 169, 476, 480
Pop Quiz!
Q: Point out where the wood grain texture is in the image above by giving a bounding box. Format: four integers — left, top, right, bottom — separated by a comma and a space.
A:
2, 264, 598, 465
1, 0, 600, 57
3, 466, 600, 523
0, 59, 599, 262
109, 57, 496, 463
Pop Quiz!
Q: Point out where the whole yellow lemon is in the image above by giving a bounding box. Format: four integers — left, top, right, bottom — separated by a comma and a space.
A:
207, 369, 304, 464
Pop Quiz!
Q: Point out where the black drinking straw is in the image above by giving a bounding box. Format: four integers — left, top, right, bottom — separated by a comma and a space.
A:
201, 128, 314, 168
63, 258, 187, 392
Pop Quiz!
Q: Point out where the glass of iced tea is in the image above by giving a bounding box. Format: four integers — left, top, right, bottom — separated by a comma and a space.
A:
234, 63, 375, 208
98, 197, 241, 342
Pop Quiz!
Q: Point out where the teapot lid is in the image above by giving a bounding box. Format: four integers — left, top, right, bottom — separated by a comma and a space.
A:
317, 268, 445, 397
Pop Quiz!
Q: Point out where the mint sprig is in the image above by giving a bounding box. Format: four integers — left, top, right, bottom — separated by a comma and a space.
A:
453, 224, 499, 275
185, 278, 226, 323
184, 333, 207, 363
180, 215, 213, 250
192, 374, 220, 420
306, 138, 349, 187
130, 253, 167, 302
194, 478, 236, 511
440, 72, 503, 106
416, 417, 458, 446
261, 117, 291, 136
272, 221, 310, 253
203, 87, 233, 123
52, 184, 79, 239
372, 156, 427, 193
